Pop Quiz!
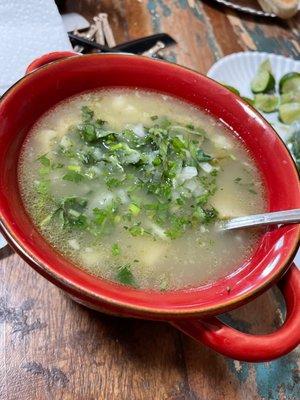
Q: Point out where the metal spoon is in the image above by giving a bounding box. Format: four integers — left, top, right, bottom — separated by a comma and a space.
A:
219, 209, 300, 231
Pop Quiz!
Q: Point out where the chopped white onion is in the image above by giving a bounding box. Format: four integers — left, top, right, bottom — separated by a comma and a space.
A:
60, 135, 72, 149
125, 105, 137, 114
116, 189, 130, 204
184, 178, 197, 192
89, 165, 102, 176
172, 190, 180, 200
132, 123, 146, 138
178, 166, 198, 183
37, 129, 57, 152
147, 221, 167, 240
210, 134, 232, 150
199, 162, 213, 174
200, 226, 208, 233
68, 239, 80, 250
112, 95, 126, 108
125, 150, 140, 164
81, 248, 101, 268
184, 178, 205, 195
93, 148, 103, 160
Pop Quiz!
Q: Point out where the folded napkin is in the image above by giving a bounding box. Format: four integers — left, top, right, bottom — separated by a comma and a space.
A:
0, 0, 72, 248
0, 0, 72, 95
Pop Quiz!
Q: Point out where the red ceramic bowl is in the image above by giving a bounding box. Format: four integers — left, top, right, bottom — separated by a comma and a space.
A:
0, 52, 299, 362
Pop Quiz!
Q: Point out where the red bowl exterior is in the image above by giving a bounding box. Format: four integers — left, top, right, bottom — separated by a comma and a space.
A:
0, 54, 299, 321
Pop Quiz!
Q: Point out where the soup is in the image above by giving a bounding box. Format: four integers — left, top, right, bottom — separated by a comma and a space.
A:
19, 89, 266, 290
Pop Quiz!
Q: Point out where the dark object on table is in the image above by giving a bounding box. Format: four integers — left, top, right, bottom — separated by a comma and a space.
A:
112, 33, 176, 54
68, 33, 113, 53
68, 32, 176, 55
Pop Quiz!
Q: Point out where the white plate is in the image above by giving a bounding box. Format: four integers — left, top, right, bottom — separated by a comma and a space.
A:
207, 51, 300, 267
207, 51, 300, 142
0, 234, 6, 250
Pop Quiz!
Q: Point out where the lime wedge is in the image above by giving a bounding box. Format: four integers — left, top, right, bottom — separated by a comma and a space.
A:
279, 103, 300, 124
254, 94, 279, 113
258, 59, 272, 73
279, 72, 300, 94
251, 70, 275, 94
281, 91, 300, 104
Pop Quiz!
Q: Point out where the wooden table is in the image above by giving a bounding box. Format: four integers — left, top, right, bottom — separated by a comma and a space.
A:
1, 1, 299, 399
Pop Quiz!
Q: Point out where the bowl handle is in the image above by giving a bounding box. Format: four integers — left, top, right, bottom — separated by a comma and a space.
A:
26, 51, 78, 74
171, 264, 300, 362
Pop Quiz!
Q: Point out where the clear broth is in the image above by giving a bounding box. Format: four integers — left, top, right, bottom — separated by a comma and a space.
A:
19, 89, 266, 290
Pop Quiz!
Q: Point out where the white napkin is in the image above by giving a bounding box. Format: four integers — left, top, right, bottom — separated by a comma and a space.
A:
0, 0, 72, 96
0, 0, 72, 248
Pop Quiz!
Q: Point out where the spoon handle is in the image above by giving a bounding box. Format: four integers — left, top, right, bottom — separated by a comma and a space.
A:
220, 209, 300, 231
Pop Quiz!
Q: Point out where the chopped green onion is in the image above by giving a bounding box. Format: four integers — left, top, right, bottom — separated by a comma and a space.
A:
111, 243, 121, 256
129, 203, 141, 216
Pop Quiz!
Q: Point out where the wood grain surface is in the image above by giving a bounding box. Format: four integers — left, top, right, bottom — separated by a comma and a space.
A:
1, 1, 299, 399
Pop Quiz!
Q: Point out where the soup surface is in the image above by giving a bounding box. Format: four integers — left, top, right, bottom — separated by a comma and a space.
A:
19, 89, 266, 290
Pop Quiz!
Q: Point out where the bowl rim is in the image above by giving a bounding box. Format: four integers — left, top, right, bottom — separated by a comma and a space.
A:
0, 53, 299, 318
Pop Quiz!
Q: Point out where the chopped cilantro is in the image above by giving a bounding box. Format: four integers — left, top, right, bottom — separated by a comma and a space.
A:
203, 207, 218, 224
196, 149, 212, 163
152, 155, 162, 166
37, 154, 50, 167
80, 124, 96, 142
186, 124, 194, 130
128, 223, 144, 237
34, 106, 222, 242
53, 162, 64, 169
248, 188, 257, 194
67, 165, 81, 172
105, 177, 122, 189
93, 208, 107, 226
36, 180, 49, 195
81, 105, 94, 121
159, 117, 172, 129
63, 170, 84, 182
172, 136, 186, 151
54, 197, 88, 229
165, 216, 188, 239
128, 203, 140, 216
176, 197, 184, 205
116, 264, 136, 286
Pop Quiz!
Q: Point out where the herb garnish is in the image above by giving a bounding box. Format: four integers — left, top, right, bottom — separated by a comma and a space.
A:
34, 106, 220, 240
116, 264, 136, 286
111, 243, 121, 256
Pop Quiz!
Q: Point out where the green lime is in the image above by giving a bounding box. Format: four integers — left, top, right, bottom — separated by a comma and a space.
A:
279, 72, 300, 94
254, 94, 279, 113
280, 91, 300, 104
251, 70, 275, 94
279, 102, 300, 124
